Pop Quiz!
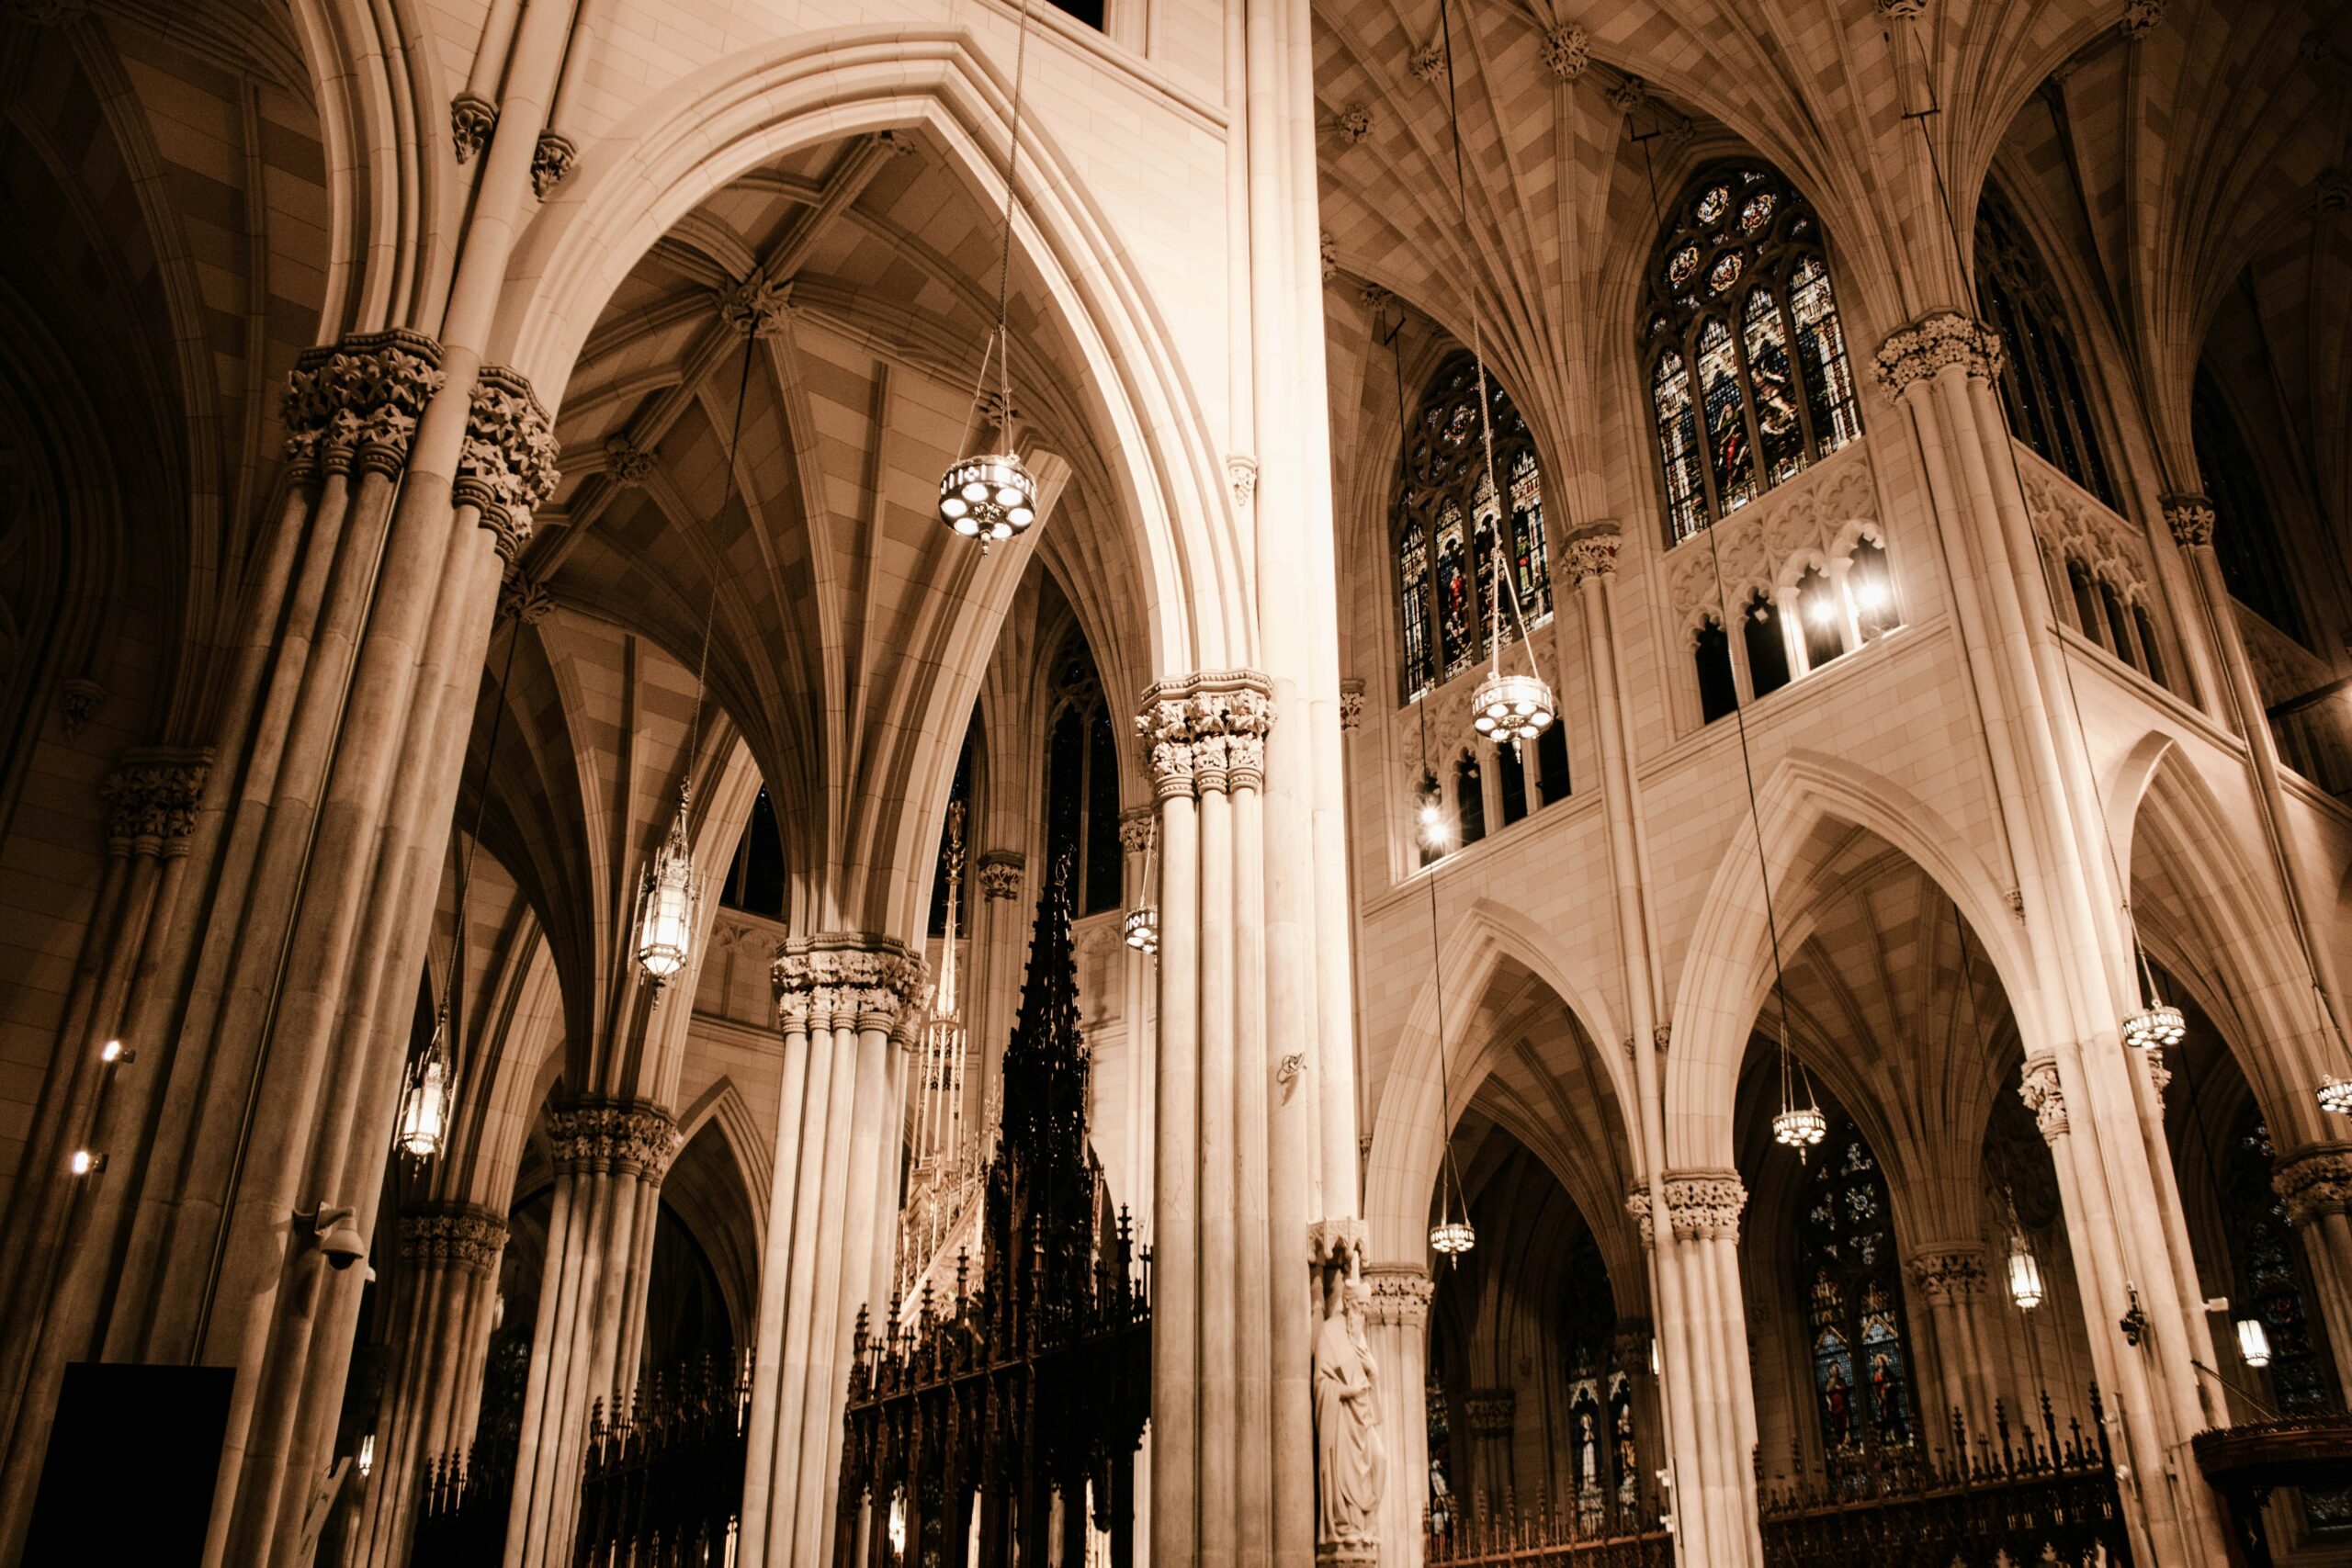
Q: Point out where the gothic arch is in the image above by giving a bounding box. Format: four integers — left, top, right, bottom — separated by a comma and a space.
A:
670, 1077, 772, 1344
1363, 897, 1633, 1263
1662, 751, 2042, 1170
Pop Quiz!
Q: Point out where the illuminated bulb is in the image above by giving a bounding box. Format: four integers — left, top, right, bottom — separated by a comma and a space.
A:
99, 1039, 125, 1064
357, 1434, 375, 1478
888, 1492, 908, 1554
1417, 797, 1449, 852
2006, 1236, 2044, 1310
1773, 1105, 1827, 1153
2236, 1317, 2272, 1369
1855, 578, 1891, 613
2321, 1077, 2352, 1117
69, 1148, 103, 1176
936, 452, 1038, 547
1649, 1338, 1660, 1376
2120, 1002, 2185, 1053
1469, 671, 1556, 745
1805, 595, 1837, 627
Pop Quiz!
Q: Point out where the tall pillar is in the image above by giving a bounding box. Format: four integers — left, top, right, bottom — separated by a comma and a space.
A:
1905, 1246, 1995, 1444
1363, 1263, 1434, 1568
1117, 807, 1158, 1219
2270, 1146, 2352, 1395
503, 1100, 681, 1568
974, 851, 1025, 1121
1460, 1391, 1516, 1511
355, 1204, 508, 1567
736, 934, 926, 1568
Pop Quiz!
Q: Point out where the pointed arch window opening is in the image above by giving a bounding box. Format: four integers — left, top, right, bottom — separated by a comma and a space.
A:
1801, 1116, 1917, 1481
1044, 634, 1124, 918
1640, 162, 1864, 547
1971, 187, 2119, 512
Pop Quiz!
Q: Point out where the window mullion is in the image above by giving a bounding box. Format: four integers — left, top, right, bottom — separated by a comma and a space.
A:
1776, 278, 1820, 460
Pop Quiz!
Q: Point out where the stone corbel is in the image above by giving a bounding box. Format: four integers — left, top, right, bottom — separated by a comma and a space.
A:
2159, 493, 2216, 550
531, 130, 578, 197
2018, 1054, 2068, 1141
976, 852, 1024, 900
450, 92, 497, 163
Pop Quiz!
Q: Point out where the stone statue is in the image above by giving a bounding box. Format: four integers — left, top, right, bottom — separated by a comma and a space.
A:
1315, 1254, 1384, 1562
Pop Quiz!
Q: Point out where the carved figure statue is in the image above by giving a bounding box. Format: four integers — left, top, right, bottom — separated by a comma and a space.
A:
1315, 1258, 1384, 1559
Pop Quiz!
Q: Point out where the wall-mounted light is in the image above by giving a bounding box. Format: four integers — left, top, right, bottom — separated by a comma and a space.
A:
69, 1149, 106, 1176
99, 1038, 134, 1066
1415, 770, 1448, 852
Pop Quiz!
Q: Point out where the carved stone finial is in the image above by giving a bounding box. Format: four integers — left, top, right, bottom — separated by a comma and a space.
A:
546, 1098, 684, 1179
530, 131, 578, 198
1563, 522, 1622, 585
2118, 0, 2164, 39
2018, 1054, 2068, 1142
603, 434, 654, 486
58, 678, 101, 738
719, 275, 795, 339
281, 330, 447, 486
1333, 105, 1373, 147
2160, 493, 2216, 549
1409, 42, 1443, 83
1872, 310, 2005, 395
1607, 75, 1647, 116
2273, 1145, 2352, 1225
1540, 24, 1589, 81
397, 1203, 509, 1274
455, 366, 560, 559
1362, 1264, 1436, 1327
1339, 679, 1365, 732
771, 933, 931, 1038
1227, 454, 1259, 512
1136, 671, 1277, 799
976, 851, 1024, 900
98, 749, 211, 852
450, 93, 497, 163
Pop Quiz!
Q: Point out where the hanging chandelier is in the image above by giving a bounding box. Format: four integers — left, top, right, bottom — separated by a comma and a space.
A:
1430, 1213, 1476, 1258
397, 1003, 457, 1160
936, 0, 1039, 551
2120, 942, 2184, 1051
635, 786, 700, 983
1771, 1103, 1826, 1154
2320, 1076, 2352, 1117
1124, 817, 1159, 953
2005, 1230, 2043, 1310
2236, 1316, 2273, 1369
1770, 1016, 1825, 1160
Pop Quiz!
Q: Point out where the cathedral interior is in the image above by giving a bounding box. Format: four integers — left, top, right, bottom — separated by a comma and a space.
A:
0, 0, 2349, 1563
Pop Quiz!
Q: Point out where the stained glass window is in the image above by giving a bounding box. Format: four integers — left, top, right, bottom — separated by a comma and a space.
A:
1392, 355, 1555, 702
1973, 187, 2118, 508
1642, 164, 1864, 545
1800, 1116, 1915, 1477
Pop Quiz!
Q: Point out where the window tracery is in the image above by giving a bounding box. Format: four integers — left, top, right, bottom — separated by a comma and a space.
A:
2193, 367, 2306, 646
1394, 355, 1553, 701
1973, 189, 2118, 509
1800, 1117, 1915, 1477
1045, 633, 1124, 916
1642, 165, 1862, 545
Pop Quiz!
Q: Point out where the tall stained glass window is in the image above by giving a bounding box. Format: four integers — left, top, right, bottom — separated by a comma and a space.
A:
1799, 1116, 1915, 1477
1643, 164, 1862, 546
1973, 187, 2119, 509
1394, 355, 1555, 701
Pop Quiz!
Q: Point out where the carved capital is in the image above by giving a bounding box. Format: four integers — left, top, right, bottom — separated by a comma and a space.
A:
772, 932, 930, 1037
1319, 230, 1338, 284
1563, 522, 1622, 585
719, 274, 795, 339
2273, 1145, 2352, 1225
1227, 454, 1259, 512
1362, 1263, 1435, 1327
2118, 0, 2163, 38
2160, 493, 2216, 549
1464, 1388, 1516, 1437
1136, 671, 1275, 798
455, 366, 560, 558
1339, 679, 1365, 732
976, 852, 1024, 900
2018, 1054, 2068, 1141
530, 130, 577, 198
1540, 24, 1589, 80
1872, 310, 2005, 395
1612, 1322, 1654, 1376
603, 434, 655, 486
282, 330, 446, 486
1118, 806, 1156, 855
1905, 1246, 1989, 1303
99, 748, 212, 852
546, 1098, 683, 1179
1607, 76, 1647, 116
500, 570, 554, 626
1660, 1169, 1747, 1242
450, 92, 497, 163
397, 1202, 509, 1275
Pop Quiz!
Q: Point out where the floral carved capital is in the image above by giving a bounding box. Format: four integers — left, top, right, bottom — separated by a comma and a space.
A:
1118, 807, 1156, 855
546, 1099, 683, 1179
456, 366, 560, 559
1661, 1169, 1747, 1242
397, 1202, 509, 1274
720, 275, 795, 339
282, 330, 446, 486
530, 131, 577, 198
1333, 106, 1373, 147
99, 748, 212, 852
2160, 493, 2216, 549
773, 933, 931, 1038
1563, 522, 1622, 585
2019, 1054, 2068, 1141
1540, 24, 1589, 80
2274, 1145, 2352, 1225
1136, 671, 1276, 799
1905, 1246, 1988, 1303
976, 852, 1024, 900
1872, 310, 2005, 395
1464, 1389, 1516, 1436
603, 434, 655, 486
1362, 1264, 1435, 1327
1339, 679, 1365, 732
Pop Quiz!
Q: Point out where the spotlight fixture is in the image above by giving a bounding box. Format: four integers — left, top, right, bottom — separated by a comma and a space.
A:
2236, 1316, 2272, 1369
99, 1038, 132, 1065
69, 1149, 105, 1176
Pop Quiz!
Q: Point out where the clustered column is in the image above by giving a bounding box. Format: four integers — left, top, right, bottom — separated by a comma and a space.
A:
1904, 1245, 1996, 1442
1460, 1390, 1517, 1510
1360, 1263, 1433, 1568
737, 935, 927, 1568
2271, 1147, 2352, 1394
356, 1203, 508, 1567
504, 1100, 682, 1568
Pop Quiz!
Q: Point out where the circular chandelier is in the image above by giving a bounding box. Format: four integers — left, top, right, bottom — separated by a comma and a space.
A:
2319, 1076, 2352, 1117
1470, 670, 1555, 745
2119, 1001, 2184, 1053
1771, 1104, 1826, 1153
1430, 1216, 1476, 1258
1123, 905, 1159, 953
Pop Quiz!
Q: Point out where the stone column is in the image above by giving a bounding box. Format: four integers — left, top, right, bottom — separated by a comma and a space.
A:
736, 935, 926, 1568
504, 1100, 682, 1568
1657, 1171, 1760, 1568
355, 1204, 507, 1567
1905, 1245, 1995, 1445
2272, 1145, 2352, 1395
973, 850, 1025, 1124
1460, 1390, 1516, 1513
1363, 1263, 1434, 1568
1117, 807, 1157, 1219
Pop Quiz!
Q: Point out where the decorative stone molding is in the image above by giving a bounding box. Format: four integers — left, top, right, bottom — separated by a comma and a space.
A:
397, 1203, 509, 1274
2273, 1145, 2352, 1225
1540, 24, 1589, 81
450, 92, 497, 163
976, 852, 1024, 900
1662, 444, 1879, 622
873, 129, 923, 158
2143, 1046, 2171, 1110
99, 749, 211, 851
1652, 1022, 1671, 1054
1606, 75, 1647, 116
603, 434, 655, 486
282, 330, 446, 485
1562, 522, 1621, 585
1118, 807, 1156, 854
1876, 0, 1928, 17
546, 1099, 684, 1179
1463, 1389, 1516, 1436
1905, 1247, 1989, 1303
1661, 1169, 1747, 1242
2018, 1054, 2067, 1141
456, 366, 560, 559
2118, 0, 2163, 39
58, 677, 101, 738
719, 274, 794, 338
772, 932, 930, 1038
2321, 168, 2352, 214
1362, 1264, 1435, 1327
1333, 105, 1373, 147
1227, 454, 1259, 512
530, 131, 578, 197
1872, 310, 2005, 395
1339, 679, 1365, 732
1409, 41, 1442, 83
1319, 231, 1338, 283
1308, 1216, 1370, 1267
2160, 493, 2216, 549
1136, 670, 1276, 798
1611, 1322, 1654, 1376
499, 570, 554, 626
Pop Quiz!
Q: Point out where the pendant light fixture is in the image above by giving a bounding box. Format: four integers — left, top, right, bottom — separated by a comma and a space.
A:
1434, 0, 1555, 751
637, 329, 753, 986
936, 0, 1039, 550
2235, 1316, 2273, 1369
397, 1005, 455, 1159
2119, 936, 2185, 1052
1123, 816, 1159, 954
2000, 1184, 2043, 1310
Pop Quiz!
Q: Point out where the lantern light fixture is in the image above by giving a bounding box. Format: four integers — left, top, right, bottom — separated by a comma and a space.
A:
357, 1434, 375, 1478
634, 792, 701, 984
396, 1004, 456, 1161
2236, 1316, 2272, 1369
2007, 1233, 2044, 1311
